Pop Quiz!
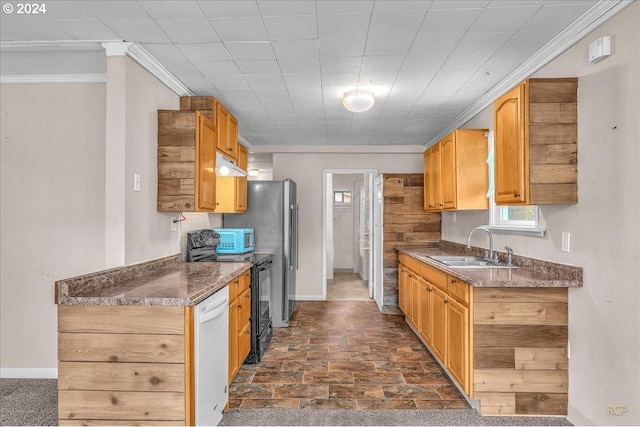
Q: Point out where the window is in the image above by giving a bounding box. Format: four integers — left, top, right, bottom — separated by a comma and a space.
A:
334, 190, 352, 204
486, 132, 545, 236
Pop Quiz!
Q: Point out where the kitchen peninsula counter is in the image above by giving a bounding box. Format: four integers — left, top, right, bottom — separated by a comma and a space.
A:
396, 242, 582, 288
55, 254, 251, 306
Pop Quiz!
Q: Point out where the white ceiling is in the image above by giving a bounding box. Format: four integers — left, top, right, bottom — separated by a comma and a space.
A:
0, 1, 625, 147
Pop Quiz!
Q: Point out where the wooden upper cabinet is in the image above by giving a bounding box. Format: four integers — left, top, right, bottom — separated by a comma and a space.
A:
440, 133, 457, 210
423, 143, 442, 211
494, 78, 578, 205
237, 144, 248, 171
423, 129, 488, 212
215, 99, 239, 161
157, 109, 217, 212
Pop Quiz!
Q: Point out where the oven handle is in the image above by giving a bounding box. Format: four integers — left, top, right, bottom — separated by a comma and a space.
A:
258, 260, 273, 271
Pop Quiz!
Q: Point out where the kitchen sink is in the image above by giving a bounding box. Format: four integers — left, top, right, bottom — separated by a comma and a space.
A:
427, 255, 518, 269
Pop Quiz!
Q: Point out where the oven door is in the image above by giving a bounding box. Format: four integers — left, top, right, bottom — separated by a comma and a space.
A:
257, 258, 272, 333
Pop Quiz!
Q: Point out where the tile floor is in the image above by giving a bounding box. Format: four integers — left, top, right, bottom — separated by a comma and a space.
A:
229, 300, 469, 410
326, 272, 370, 301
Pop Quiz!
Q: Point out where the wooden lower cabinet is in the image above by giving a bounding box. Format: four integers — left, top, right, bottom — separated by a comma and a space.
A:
398, 256, 569, 416
228, 270, 251, 384
429, 284, 449, 365
58, 270, 252, 426
57, 306, 191, 426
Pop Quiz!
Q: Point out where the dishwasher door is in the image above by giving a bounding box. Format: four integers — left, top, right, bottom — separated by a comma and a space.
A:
194, 286, 229, 426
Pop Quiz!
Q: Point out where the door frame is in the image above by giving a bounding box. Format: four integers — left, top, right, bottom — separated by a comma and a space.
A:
322, 169, 378, 301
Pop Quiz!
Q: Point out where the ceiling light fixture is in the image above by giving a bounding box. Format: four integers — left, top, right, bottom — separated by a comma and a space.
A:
342, 90, 375, 112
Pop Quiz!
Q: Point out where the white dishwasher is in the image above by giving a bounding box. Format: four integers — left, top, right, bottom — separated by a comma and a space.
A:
194, 286, 229, 426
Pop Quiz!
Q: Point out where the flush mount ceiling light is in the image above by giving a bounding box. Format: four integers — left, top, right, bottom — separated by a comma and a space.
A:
342, 90, 375, 112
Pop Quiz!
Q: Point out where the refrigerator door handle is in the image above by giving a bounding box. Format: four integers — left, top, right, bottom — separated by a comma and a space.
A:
290, 204, 299, 270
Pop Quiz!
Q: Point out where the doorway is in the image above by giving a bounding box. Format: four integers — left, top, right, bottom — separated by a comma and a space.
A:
322, 169, 377, 302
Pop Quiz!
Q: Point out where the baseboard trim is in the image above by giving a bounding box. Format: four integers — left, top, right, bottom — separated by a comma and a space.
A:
0, 368, 58, 378
295, 295, 324, 301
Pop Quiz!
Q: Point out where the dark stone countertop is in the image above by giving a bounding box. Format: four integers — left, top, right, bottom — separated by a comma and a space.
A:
55, 254, 252, 306
395, 242, 582, 288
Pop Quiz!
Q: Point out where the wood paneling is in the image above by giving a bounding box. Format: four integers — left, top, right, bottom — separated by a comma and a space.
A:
60, 420, 183, 426
383, 174, 440, 311
474, 369, 567, 393
474, 287, 567, 303
514, 348, 567, 370
474, 347, 515, 369
59, 306, 185, 334
474, 325, 567, 348
58, 390, 185, 421
59, 333, 185, 363
515, 393, 568, 415
58, 362, 185, 392
474, 302, 567, 325
474, 392, 516, 415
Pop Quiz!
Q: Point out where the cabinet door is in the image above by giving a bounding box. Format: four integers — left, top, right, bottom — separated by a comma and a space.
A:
228, 299, 239, 382
227, 114, 239, 160
410, 273, 421, 327
418, 278, 431, 345
238, 288, 251, 364
440, 133, 457, 210
398, 266, 408, 314
215, 100, 231, 156
430, 285, 447, 363
237, 144, 248, 171
494, 82, 528, 205
447, 297, 469, 394
196, 112, 217, 211
236, 176, 247, 212
423, 144, 442, 211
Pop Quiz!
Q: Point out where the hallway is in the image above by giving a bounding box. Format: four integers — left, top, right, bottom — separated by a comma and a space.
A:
327, 272, 370, 301
229, 301, 469, 410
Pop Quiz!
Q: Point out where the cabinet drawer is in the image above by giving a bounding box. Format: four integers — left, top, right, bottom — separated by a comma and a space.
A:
228, 278, 239, 301
399, 253, 421, 274
420, 262, 448, 291
448, 277, 470, 305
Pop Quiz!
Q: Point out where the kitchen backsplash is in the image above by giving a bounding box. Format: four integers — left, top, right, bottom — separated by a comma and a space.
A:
179, 213, 223, 260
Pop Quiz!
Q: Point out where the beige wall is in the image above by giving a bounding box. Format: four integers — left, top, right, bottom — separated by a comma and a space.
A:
0, 56, 183, 375
272, 152, 422, 299
443, 3, 639, 425
0, 83, 107, 374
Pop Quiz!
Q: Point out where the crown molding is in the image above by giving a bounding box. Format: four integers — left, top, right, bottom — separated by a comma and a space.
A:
0, 74, 107, 83
123, 43, 193, 97
424, 0, 633, 147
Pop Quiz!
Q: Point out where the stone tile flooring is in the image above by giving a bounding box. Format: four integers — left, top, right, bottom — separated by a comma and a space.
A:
229, 301, 469, 410
327, 272, 370, 301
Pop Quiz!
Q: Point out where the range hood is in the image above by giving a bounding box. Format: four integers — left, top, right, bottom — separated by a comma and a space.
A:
216, 152, 247, 177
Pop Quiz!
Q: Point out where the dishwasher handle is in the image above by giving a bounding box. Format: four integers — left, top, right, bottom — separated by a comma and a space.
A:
199, 297, 228, 324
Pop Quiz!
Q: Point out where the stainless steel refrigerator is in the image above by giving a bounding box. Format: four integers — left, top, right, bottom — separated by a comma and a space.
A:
223, 179, 298, 327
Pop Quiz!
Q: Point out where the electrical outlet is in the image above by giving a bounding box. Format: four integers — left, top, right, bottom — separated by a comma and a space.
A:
170, 217, 178, 232
561, 232, 571, 252
133, 173, 141, 192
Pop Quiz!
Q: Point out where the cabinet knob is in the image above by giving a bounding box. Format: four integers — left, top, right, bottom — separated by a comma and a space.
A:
451, 279, 457, 284
514, 192, 520, 198
444, 299, 449, 304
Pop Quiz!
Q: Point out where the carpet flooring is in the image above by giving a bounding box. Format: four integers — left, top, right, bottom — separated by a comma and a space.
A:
1, 378, 57, 426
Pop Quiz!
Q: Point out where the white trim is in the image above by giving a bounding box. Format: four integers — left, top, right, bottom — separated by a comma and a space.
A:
1, 368, 57, 378
0, 74, 107, 83
425, 0, 633, 147
101, 41, 133, 56
295, 295, 324, 301
125, 43, 193, 97
238, 134, 253, 149
486, 225, 546, 237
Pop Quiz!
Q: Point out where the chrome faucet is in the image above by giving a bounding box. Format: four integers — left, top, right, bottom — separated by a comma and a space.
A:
466, 226, 495, 261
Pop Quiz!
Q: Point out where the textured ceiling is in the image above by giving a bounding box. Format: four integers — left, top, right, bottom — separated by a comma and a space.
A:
1, 1, 610, 146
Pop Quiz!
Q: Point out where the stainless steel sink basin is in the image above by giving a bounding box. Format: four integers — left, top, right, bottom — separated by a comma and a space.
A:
427, 255, 518, 269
